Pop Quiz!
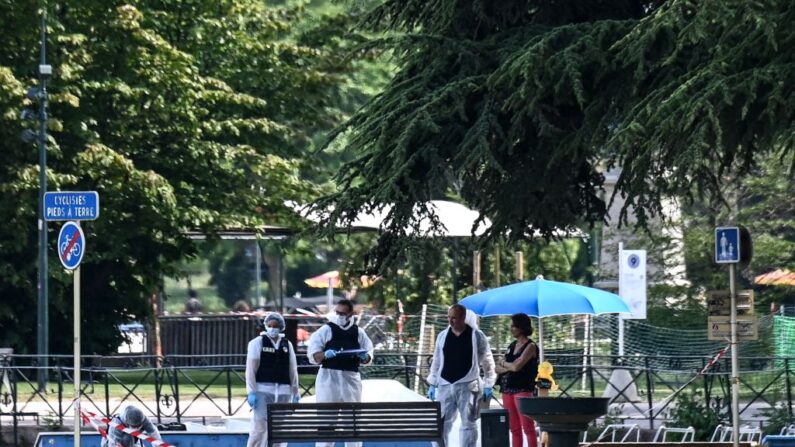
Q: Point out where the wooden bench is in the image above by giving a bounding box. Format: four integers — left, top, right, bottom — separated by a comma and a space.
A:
267, 401, 445, 446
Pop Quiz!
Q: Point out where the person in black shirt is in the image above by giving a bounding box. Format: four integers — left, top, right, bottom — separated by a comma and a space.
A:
496, 313, 539, 447
427, 304, 496, 447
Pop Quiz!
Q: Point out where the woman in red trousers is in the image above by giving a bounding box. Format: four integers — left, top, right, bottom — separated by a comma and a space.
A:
496, 313, 539, 447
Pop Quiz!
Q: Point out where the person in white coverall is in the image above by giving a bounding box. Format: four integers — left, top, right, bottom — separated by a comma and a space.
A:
245, 312, 299, 447
307, 299, 374, 447
427, 304, 496, 447
101, 405, 162, 447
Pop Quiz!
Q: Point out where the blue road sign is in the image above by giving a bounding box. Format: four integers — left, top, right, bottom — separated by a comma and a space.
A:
58, 221, 85, 270
715, 227, 741, 264
44, 191, 100, 221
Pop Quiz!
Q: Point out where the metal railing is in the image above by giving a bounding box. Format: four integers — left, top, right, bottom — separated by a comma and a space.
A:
1, 352, 793, 439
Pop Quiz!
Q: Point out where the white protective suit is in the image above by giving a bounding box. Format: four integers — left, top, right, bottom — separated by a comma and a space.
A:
245, 332, 299, 447
101, 406, 162, 447
427, 324, 496, 447
307, 319, 374, 447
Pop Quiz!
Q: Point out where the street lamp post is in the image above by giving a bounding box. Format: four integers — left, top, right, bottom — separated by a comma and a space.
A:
37, 12, 51, 392
24, 11, 52, 391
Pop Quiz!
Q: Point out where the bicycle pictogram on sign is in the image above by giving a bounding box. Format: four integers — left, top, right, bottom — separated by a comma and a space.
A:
58, 221, 85, 270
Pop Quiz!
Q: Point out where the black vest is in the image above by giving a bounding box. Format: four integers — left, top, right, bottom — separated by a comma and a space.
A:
503, 340, 538, 391
440, 326, 474, 384
321, 323, 361, 372
255, 335, 291, 385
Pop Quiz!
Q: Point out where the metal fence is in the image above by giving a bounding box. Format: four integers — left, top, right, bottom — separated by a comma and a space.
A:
1, 352, 793, 445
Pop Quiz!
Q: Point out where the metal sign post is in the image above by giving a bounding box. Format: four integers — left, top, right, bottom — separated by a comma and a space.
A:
73, 263, 81, 447
714, 226, 744, 447
729, 263, 739, 447
51, 194, 98, 447
58, 221, 85, 447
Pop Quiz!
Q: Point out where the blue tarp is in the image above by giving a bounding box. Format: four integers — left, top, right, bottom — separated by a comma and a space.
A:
763, 436, 795, 447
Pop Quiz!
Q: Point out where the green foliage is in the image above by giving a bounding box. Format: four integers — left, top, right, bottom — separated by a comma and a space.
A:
667, 389, 728, 441
525, 239, 589, 283
646, 284, 707, 329
330, 235, 456, 312
42, 412, 62, 430
0, 0, 361, 354
611, 1, 795, 224
595, 149, 793, 330
315, 0, 794, 272
760, 404, 795, 436
206, 242, 256, 307
163, 271, 229, 313
682, 152, 795, 311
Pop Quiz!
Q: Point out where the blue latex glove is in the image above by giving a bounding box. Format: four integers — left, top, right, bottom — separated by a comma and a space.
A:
427, 385, 437, 401
483, 387, 493, 400
324, 349, 337, 359
292, 394, 300, 404
358, 352, 370, 362
247, 392, 257, 408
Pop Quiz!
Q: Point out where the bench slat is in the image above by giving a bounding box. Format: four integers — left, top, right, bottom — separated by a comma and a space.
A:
270, 419, 440, 425
270, 417, 440, 423
267, 402, 444, 447
270, 426, 441, 432
271, 402, 438, 408
268, 409, 436, 416
271, 421, 441, 427
271, 433, 444, 439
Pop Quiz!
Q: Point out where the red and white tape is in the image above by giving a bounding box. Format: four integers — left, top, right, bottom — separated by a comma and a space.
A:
699, 343, 731, 375
644, 343, 731, 415
80, 408, 173, 447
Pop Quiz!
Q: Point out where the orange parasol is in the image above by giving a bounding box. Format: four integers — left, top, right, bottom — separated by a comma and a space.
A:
304, 270, 342, 288
754, 269, 795, 286
303, 270, 380, 289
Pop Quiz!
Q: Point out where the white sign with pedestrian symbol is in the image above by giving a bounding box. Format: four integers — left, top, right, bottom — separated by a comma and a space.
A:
715, 227, 740, 263
58, 221, 85, 270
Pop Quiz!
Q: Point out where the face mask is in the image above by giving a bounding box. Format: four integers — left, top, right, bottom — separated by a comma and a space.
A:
333, 315, 350, 327
266, 327, 280, 338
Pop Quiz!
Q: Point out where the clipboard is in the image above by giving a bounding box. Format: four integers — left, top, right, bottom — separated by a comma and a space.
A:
335, 349, 368, 356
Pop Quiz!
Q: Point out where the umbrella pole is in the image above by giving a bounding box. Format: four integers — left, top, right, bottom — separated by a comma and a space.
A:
326, 277, 333, 311
255, 240, 262, 308
413, 304, 428, 393
452, 238, 459, 302
538, 317, 544, 363
581, 315, 590, 391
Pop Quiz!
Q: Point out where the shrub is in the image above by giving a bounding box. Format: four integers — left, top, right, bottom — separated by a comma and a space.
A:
760, 404, 794, 436
667, 389, 728, 441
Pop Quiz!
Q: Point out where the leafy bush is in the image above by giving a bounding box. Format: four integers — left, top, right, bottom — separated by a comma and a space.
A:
667, 389, 728, 441
760, 404, 794, 436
